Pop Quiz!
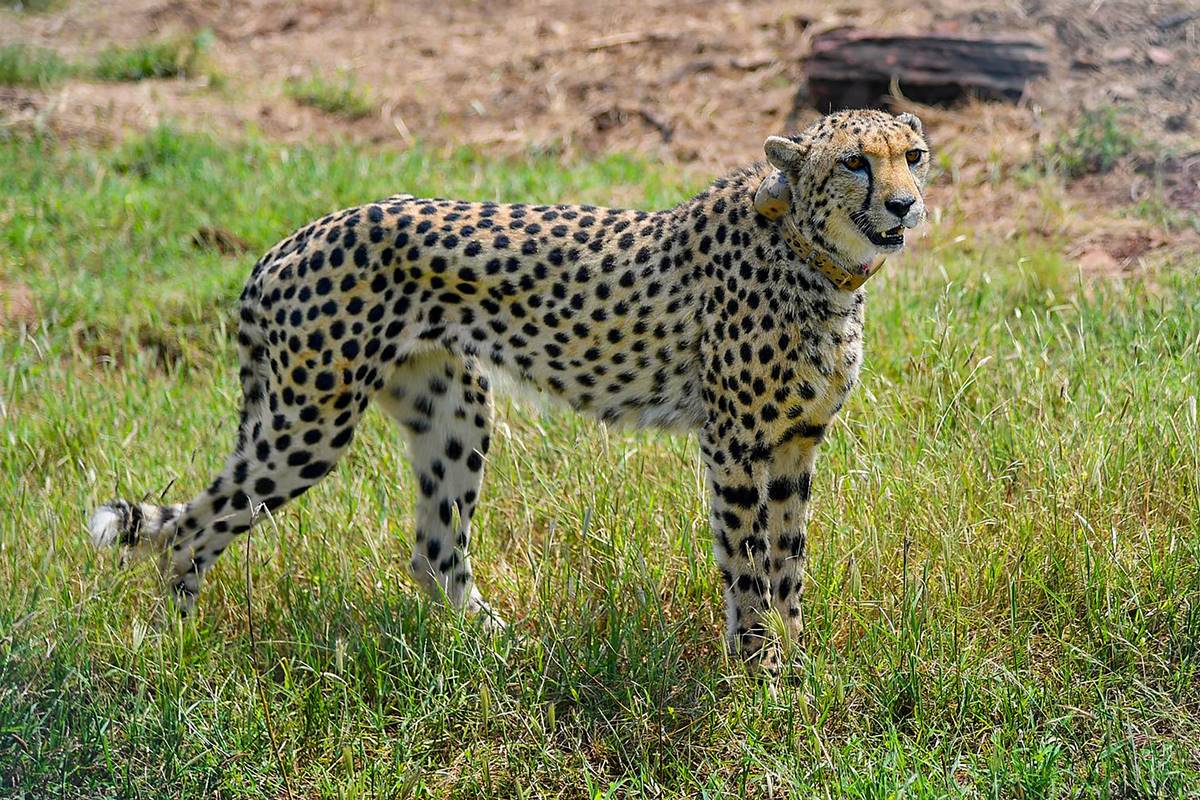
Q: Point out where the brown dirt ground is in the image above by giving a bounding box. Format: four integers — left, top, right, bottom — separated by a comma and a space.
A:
0, 279, 37, 328
3, 0, 1198, 271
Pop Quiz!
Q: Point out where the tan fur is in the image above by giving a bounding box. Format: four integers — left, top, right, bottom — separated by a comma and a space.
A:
89, 109, 931, 674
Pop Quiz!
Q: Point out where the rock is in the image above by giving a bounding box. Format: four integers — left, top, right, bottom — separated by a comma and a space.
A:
1104, 46, 1135, 64
802, 30, 1049, 111
1108, 83, 1137, 101
1146, 47, 1174, 66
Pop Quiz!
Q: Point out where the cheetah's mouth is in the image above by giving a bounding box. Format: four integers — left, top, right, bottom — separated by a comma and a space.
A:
851, 211, 906, 249
863, 223, 905, 249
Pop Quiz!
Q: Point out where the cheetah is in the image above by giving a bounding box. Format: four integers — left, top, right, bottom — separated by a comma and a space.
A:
89, 109, 930, 674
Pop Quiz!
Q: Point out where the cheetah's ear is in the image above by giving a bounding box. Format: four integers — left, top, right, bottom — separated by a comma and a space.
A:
763, 135, 808, 174
896, 112, 923, 136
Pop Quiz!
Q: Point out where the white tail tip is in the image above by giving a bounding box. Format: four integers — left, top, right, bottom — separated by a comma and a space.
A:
89, 506, 123, 548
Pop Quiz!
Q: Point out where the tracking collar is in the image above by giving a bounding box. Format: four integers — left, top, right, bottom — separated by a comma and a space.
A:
753, 171, 886, 292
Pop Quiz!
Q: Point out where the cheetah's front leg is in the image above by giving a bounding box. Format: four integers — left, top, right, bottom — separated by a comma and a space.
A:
764, 440, 818, 645
703, 430, 819, 676
703, 440, 780, 675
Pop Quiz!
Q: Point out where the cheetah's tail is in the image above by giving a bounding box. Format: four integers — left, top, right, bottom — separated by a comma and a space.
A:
89, 499, 184, 561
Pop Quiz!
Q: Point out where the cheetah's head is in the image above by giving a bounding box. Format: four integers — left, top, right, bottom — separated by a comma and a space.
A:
762, 109, 930, 269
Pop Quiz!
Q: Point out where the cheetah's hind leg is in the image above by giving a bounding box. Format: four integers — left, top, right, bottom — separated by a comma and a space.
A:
89, 333, 368, 617
376, 350, 505, 632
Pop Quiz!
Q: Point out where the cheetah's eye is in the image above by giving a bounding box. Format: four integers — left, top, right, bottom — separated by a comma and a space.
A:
841, 155, 866, 172
905, 149, 924, 165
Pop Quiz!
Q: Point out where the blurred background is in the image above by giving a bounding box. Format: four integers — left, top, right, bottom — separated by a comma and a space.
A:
3, 0, 1198, 278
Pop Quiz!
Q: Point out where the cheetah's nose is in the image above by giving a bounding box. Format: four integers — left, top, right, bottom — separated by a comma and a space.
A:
884, 195, 915, 219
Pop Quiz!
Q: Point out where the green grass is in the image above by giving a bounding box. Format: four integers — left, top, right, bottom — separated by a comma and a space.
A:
285, 72, 375, 119
91, 33, 211, 82
1, 0, 61, 11
1, 127, 1198, 798
0, 33, 217, 87
1046, 107, 1140, 178
0, 43, 74, 86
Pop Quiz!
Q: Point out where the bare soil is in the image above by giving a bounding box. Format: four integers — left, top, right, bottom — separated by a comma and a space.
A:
3, 0, 1198, 268
0, 279, 37, 328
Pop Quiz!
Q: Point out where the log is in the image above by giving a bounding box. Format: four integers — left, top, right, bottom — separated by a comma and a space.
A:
803, 30, 1049, 111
